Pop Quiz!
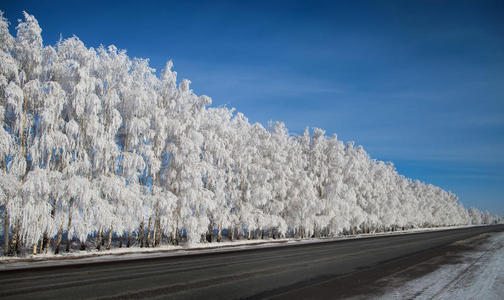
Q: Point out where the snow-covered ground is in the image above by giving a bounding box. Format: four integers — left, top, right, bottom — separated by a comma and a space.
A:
0, 225, 477, 271
375, 231, 504, 300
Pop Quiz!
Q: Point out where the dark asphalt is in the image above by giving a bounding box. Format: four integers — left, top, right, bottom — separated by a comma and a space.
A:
0, 225, 502, 300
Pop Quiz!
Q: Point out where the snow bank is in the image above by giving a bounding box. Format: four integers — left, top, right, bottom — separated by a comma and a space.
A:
376, 231, 504, 300
0, 225, 478, 271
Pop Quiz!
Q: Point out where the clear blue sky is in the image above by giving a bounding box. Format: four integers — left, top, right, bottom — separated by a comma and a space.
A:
2, 0, 503, 215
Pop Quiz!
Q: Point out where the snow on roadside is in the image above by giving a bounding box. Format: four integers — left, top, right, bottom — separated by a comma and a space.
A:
0, 224, 480, 272
376, 231, 504, 300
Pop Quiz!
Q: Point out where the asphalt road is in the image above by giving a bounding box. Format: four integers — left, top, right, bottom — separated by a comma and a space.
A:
0, 225, 502, 300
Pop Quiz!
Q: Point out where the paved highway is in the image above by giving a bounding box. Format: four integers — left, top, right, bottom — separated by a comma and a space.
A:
0, 225, 502, 299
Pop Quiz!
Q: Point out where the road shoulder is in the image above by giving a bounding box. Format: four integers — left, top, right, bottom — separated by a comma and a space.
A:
270, 230, 504, 299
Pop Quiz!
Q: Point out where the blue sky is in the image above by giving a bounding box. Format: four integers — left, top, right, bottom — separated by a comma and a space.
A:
2, 0, 503, 215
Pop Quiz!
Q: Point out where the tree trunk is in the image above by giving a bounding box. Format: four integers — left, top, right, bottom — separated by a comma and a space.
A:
152, 222, 157, 247
55, 225, 63, 254
178, 225, 183, 243
152, 199, 161, 247
153, 217, 160, 247
206, 220, 213, 243
155, 220, 162, 247
106, 227, 113, 250
229, 225, 234, 241
3, 198, 9, 256
42, 199, 55, 253
80, 241, 86, 251
146, 215, 153, 247
217, 223, 222, 242
127, 231, 131, 248
42, 232, 49, 253
15, 224, 21, 254
32, 243, 37, 256
37, 238, 43, 254
96, 228, 103, 251
138, 221, 144, 248
157, 219, 163, 247
237, 226, 243, 240
65, 198, 74, 252
171, 223, 178, 245
9, 219, 19, 255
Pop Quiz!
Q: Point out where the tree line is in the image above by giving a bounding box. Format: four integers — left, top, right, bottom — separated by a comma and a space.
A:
0, 12, 501, 256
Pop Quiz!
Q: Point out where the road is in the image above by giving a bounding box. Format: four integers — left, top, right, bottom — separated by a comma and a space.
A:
0, 225, 502, 300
